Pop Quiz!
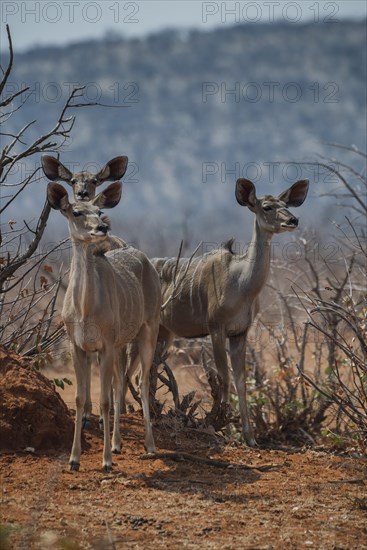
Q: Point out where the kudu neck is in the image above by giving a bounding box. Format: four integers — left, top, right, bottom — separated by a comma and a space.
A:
70, 238, 99, 319
237, 217, 273, 296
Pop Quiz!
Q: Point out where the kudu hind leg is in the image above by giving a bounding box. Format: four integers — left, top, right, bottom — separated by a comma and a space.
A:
229, 334, 256, 447
137, 324, 157, 454
122, 342, 140, 413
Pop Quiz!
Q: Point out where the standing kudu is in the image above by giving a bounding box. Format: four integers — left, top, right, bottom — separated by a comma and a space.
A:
47, 181, 160, 470
149, 178, 309, 446
42, 155, 129, 425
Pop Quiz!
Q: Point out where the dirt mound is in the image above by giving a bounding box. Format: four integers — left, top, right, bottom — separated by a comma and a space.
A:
0, 345, 73, 451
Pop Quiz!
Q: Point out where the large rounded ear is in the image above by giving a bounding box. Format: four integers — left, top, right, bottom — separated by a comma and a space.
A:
93, 181, 122, 209
235, 179, 257, 209
42, 156, 73, 183
47, 183, 70, 211
95, 156, 128, 185
278, 179, 309, 207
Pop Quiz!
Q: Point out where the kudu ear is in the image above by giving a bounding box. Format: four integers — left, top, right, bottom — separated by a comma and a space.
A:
95, 156, 128, 185
278, 179, 309, 207
42, 156, 73, 183
235, 179, 257, 209
47, 183, 70, 211
93, 182, 122, 209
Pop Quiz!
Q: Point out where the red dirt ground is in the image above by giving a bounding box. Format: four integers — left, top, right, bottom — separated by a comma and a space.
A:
1, 349, 366, 549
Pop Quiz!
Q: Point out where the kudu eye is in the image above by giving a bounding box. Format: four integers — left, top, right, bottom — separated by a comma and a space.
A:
72, 210, 82, 217
71, 179, 77, 186
263, 205, 272, 211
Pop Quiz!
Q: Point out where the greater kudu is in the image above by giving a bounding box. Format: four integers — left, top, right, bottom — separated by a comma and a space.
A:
149, 178, 309, 446
47, 181, 160, 470
42, 155, 128, 424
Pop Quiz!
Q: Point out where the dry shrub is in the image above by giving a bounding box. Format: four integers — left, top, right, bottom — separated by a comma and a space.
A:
134, 146, 367, 448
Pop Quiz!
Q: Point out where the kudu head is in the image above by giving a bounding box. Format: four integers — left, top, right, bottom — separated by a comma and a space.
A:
47, 181, 122, 244
42, 156, 128, 201
235, 178, 309, 234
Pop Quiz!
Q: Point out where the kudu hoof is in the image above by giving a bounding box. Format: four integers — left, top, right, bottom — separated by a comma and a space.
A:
143, 446, 156, 455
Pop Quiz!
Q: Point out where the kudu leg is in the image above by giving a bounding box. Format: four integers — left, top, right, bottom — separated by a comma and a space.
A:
82, 352, 93, 429
229, 334, 256, 447
69, 343, 88, 470
111, 354, 123, 454
122, 331, 172, 414
99, 349, 115, 471
138, 324, 157, 454
122, 342, 140, 413
210, 329, 230, 403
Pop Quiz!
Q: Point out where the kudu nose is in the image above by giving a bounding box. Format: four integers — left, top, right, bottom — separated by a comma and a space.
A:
97, 224, 108, 234
289, 217, 298, 226
77, 190, 89, 200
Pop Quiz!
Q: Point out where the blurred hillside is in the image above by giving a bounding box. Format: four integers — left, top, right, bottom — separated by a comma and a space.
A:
3, 21, 366, 254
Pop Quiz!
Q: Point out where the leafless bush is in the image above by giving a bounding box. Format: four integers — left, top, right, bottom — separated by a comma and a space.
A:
295, 146, 366, 444
245, 146, 366, 446
132, 145, 366, 447
126, 340, 235, 432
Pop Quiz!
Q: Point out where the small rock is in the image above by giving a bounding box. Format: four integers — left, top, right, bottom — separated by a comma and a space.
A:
40, 531, 59, 545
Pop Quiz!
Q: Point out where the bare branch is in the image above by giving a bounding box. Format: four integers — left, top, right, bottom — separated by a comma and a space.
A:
323, 142, 367, 160
0, 25, 13, 96
295, 161, 366, 213
0, 201, 51, 290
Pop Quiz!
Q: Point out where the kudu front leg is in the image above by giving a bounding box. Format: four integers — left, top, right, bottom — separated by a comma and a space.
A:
69, 344, 88, 470
229, 334, 256, 447
82, 352, 93, 430
99, 349, 115, 471
111, 354, 123, 454
210, 329, 230, 403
